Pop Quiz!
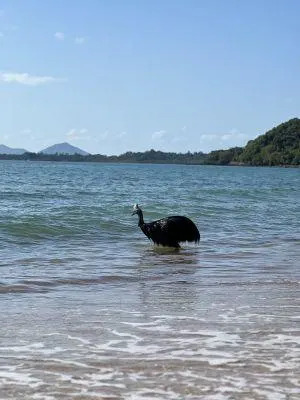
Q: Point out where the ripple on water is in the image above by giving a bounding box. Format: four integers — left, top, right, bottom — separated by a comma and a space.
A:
0, 162, 299, 399
0, 309, 299, 399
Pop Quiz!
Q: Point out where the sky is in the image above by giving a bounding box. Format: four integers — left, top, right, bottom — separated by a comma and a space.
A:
0, 0, 299, 155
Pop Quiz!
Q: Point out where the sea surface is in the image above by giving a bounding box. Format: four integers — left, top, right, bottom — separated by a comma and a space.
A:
0, 160, 299, 400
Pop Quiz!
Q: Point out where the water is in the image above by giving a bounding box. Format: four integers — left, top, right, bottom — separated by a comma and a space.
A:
0, 161, 299, 400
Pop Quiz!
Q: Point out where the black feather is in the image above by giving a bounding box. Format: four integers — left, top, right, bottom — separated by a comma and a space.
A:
132, 205, 200, 248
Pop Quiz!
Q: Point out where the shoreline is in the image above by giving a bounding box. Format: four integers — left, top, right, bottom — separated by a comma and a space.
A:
0, 157, 299, 168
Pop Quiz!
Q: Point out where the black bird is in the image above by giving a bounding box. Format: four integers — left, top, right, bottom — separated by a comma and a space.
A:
132, 204, 200, 248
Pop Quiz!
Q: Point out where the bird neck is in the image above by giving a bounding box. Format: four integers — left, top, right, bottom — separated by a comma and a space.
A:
137, 209, 144, 226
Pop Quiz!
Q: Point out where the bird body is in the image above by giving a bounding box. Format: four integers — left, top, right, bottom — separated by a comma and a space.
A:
132, 204, 200, 248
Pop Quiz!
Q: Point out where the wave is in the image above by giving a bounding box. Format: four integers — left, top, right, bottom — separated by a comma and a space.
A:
0, 275, 141, 294
0, 214, 135, 241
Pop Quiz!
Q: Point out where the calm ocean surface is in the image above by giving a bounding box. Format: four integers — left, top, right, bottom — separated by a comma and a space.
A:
0, 160, 299, 400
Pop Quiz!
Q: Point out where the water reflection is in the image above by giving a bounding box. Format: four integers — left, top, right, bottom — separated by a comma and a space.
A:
128, 245, 201, 317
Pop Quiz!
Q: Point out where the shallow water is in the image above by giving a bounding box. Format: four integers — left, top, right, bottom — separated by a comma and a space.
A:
0, 161, 299, 399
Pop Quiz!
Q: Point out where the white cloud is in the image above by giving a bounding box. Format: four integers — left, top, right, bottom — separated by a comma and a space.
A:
220, 129, 247, 144
75, 36, 86, 45
66, 128, 89, 140
152, 130, 166, 140
200, 134, 218, 142
0, 71, 63, 86
66, 129, 77, 138
54, 32, 65, 40
197, 129, 249, 152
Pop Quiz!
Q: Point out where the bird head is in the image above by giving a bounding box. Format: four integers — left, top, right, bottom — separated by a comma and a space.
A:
132, 203, 140, 215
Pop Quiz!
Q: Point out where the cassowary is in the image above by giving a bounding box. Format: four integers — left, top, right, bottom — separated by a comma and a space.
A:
132, 204, 200, 248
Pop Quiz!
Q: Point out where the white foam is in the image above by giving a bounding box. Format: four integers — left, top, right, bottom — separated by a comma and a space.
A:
49, 358, 90, 368
203, 394, 231, 400
289, 377, 300, 386
31, 394, 56, 400
152, 314, 202, 321
263, 333, 300, 346
0, 370, 42, 387
121, 321, 159, 327
125, 388, 183, 400
0, 343, 65, 356
253, 388, 286, 400
262, 359, 299, 372
95, 339, 162, 355
0, 342, 44, 353
67, 335, 90, 344
110, 329, 141, 340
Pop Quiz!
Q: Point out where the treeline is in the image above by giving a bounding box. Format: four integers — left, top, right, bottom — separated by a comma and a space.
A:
206, 147, 244, 165
115, 149, 207, 164
0, 149, 208, 164
0, 118, 299, 166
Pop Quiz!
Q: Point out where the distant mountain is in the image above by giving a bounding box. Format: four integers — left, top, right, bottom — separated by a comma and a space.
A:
39, 142, 89, 155
0, 144, 28, 155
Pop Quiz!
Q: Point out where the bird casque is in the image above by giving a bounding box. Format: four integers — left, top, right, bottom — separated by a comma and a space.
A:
132, 204, 200, 248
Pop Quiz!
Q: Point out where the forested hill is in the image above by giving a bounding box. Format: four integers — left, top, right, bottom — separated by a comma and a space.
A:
208, 118, 300, 166
238, 118, 300, 165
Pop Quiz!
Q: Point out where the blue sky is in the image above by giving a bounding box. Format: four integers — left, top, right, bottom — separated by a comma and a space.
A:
0, 0, 299, 154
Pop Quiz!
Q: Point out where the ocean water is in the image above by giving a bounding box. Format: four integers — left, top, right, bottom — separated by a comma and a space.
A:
0, 160, 299, 400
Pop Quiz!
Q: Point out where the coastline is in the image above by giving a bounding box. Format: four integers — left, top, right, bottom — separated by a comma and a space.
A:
1, 118, 299, 167
0, 155, 299, 168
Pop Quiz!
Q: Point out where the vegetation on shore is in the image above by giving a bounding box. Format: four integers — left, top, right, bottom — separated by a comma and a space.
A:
207, 118, 300, 166
1, 118, 299, 166
0, 149, 207, 164
239, 118, 299, 166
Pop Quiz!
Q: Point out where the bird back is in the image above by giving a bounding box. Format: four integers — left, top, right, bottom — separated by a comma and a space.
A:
141, 215, 200, 247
